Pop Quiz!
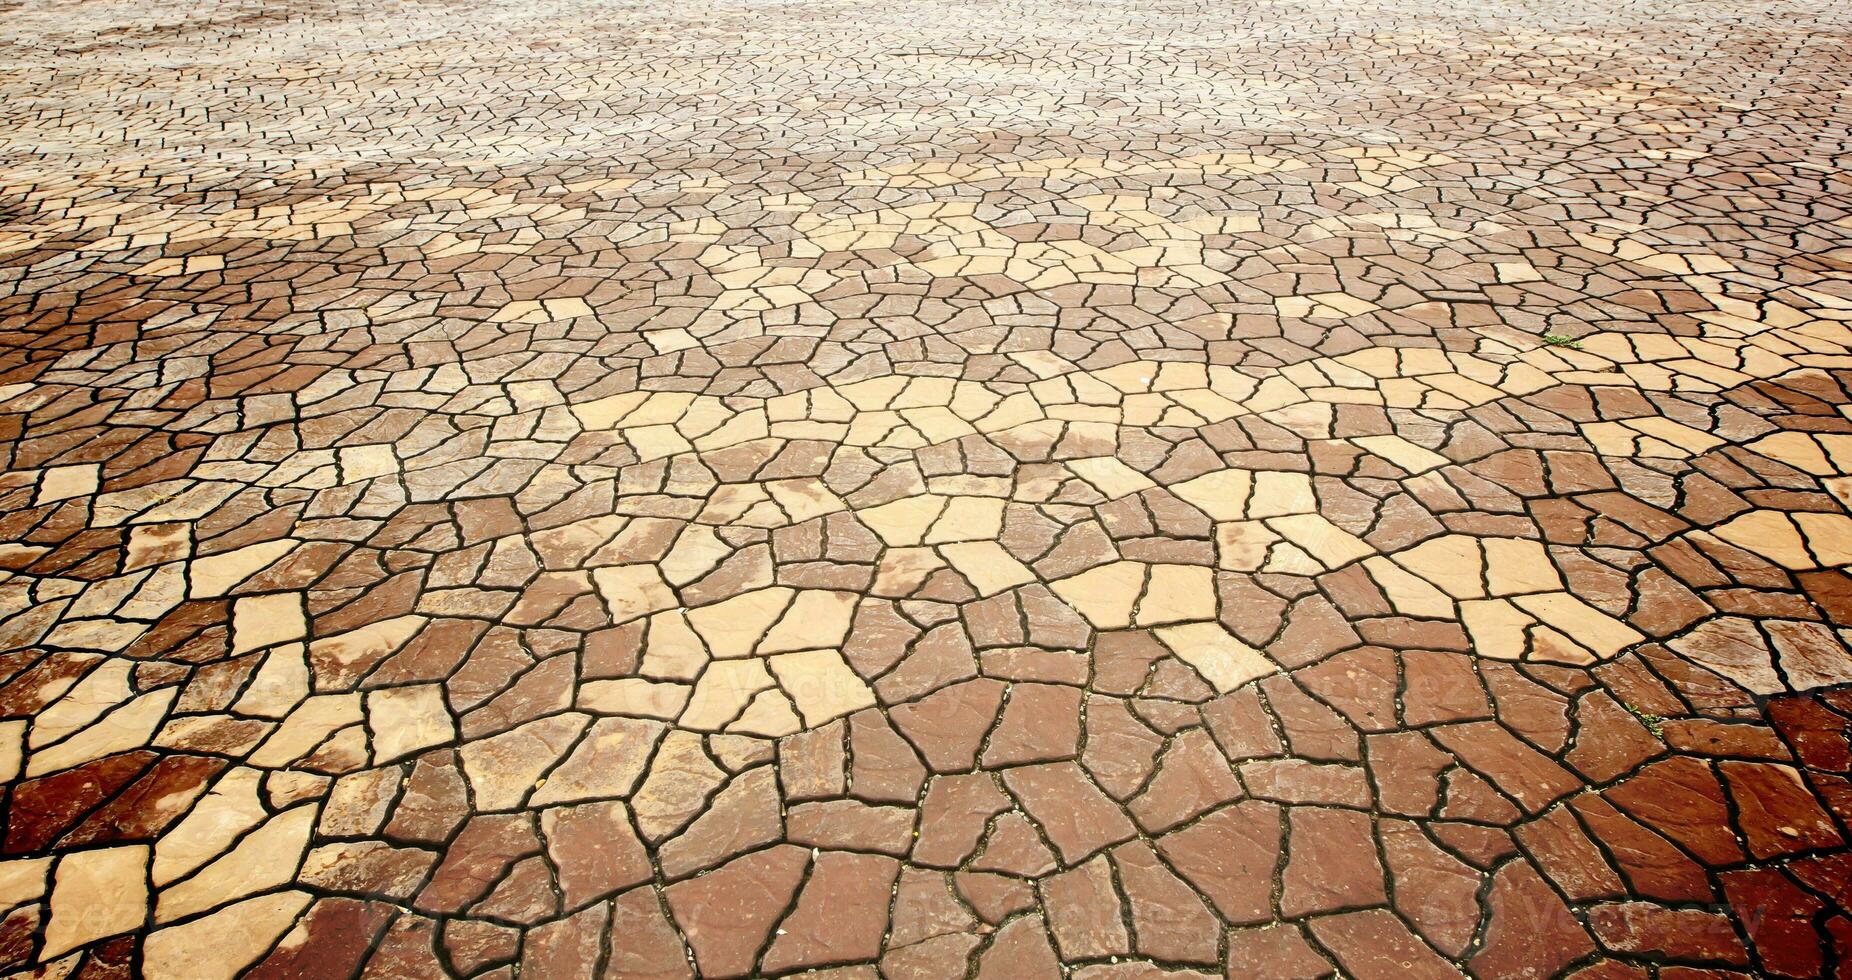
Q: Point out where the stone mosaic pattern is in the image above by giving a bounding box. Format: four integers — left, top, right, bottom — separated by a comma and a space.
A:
1, 0, 1852, 974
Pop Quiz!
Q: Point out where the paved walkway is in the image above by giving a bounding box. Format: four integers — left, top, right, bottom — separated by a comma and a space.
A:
1, 0, 1851, 975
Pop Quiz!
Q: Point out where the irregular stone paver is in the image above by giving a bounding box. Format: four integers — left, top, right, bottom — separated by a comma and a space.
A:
2, 0, 1852, 975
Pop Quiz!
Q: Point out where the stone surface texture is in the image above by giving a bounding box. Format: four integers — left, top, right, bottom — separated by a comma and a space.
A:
0, 0, 1851, 975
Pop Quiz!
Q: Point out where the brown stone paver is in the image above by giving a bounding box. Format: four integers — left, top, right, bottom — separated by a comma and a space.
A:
2, 0, 1852, 975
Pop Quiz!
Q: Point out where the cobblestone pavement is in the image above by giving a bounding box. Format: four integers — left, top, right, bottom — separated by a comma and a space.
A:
1, 0, 1852, 975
